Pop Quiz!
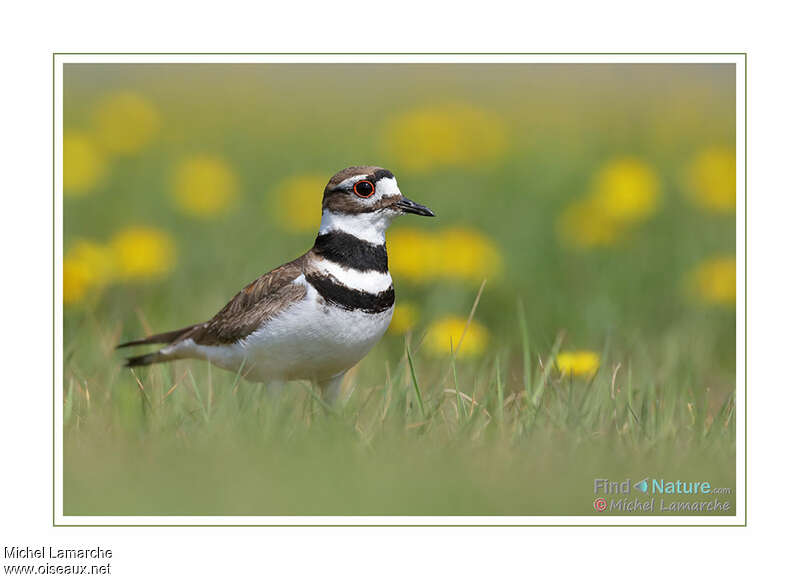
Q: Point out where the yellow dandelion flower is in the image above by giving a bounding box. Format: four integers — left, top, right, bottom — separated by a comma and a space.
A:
557, 199, 621, 248
389, 302, 420, 335
686, 147, 736, 212
388, 226, 502, 283
63, 259, 91, 305
587, 158, 661, 223
62, 239, 115, 305
556, 351, 601, 378
92, 92, 160, 155
387, 227, 438, 282
438, 228, 502, 281
384, 104, 509, 173
687, 256, 736, 306
66, 239, 116, 286
270, 174, 327, 232
110, 226, 176, 280
171, 155, 239, 218
557, 158, 661, 249
63, 131, 107, 195
424, 316, 489, 358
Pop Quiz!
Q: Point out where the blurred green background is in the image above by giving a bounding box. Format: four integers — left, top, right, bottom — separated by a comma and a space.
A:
62, 63, 736, 516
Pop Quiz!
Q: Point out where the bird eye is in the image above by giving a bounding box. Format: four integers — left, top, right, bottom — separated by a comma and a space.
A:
353, 180, 375, 198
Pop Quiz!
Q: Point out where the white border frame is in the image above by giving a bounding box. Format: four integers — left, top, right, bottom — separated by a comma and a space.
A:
54, 53, 745, 526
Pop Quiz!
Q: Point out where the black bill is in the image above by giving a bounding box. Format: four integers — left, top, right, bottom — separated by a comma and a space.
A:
395, 196, 435, 217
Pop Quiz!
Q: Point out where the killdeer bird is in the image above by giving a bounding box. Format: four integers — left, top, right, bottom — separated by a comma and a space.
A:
118, 166, 434, 403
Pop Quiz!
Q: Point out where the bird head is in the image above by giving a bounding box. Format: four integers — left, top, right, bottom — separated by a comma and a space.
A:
318, 166, 434, 243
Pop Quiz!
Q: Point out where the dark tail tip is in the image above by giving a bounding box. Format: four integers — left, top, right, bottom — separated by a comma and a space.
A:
124, 352, 162, 368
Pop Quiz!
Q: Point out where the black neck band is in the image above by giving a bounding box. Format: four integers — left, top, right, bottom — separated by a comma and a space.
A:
313, 231, 388, 273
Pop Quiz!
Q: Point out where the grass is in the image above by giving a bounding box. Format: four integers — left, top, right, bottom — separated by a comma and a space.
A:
62, 63, 736, 517
63, 304, 735, 516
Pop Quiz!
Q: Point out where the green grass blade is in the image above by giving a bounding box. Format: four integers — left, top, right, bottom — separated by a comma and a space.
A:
495, 355, 504, 426
531, 331, 565, 410
406, 343, 426, 417
517, 300, 532, 401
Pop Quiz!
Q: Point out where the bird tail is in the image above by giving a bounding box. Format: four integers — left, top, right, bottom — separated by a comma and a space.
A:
117, 323, 200, 349
118, 323, 201, 368
123, 351, 170, 368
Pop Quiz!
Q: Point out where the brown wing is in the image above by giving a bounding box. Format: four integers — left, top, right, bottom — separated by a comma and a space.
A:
182, 254, 308, 345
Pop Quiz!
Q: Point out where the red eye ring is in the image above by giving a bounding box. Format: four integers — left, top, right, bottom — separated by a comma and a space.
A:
353, 180, 375, 198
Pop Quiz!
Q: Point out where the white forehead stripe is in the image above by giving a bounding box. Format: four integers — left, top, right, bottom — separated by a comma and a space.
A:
336, 174, 370, 189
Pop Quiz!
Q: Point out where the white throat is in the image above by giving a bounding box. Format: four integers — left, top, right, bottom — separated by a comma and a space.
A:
318, 209, 394, 245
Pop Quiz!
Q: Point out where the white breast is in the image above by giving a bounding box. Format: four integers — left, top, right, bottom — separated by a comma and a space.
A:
188, 274, 393, 383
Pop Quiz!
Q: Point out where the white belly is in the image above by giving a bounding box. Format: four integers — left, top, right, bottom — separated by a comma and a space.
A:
188, 282, 393, 383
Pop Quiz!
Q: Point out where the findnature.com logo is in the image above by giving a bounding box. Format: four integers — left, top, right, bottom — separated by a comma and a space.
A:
594, 478, 731, 495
